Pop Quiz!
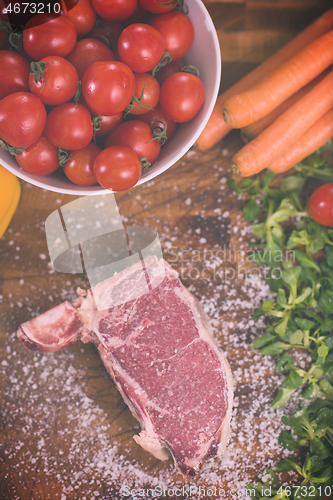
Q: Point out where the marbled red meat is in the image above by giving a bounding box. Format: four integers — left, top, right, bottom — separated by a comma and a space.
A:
17, 257, 233, 476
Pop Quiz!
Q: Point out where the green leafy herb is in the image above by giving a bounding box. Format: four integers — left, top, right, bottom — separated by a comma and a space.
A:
229, 145, 333, 498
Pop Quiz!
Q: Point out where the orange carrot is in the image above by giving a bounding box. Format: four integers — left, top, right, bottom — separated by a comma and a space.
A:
232, 71, 333, 177
196, 7, 333, 150
267, 108, 333, 174
223, 30, 333, 129
241, 68, 332, 142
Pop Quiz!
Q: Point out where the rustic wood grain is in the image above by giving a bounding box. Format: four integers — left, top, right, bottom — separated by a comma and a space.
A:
0, 3, 325, 499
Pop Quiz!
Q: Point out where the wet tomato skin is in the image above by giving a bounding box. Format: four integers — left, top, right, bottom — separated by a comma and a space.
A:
15, 134, 59, 175
93, 146, 141, 191
308, 183, 333, 227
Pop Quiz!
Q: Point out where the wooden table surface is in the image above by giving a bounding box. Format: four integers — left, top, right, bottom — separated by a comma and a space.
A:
0, 2, 331, 499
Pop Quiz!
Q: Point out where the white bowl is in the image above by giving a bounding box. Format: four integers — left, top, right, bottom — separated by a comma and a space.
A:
0, 1, 221, 195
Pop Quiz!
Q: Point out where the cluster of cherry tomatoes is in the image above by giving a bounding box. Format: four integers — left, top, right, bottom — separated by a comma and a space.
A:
0, 0, 205, 191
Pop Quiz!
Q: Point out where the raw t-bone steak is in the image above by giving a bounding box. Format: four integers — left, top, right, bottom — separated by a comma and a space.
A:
17, 258, 233, 476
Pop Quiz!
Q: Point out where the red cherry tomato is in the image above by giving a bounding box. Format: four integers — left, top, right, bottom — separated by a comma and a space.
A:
29, 56, 79, 106
93, 146, 141, 191
66, 38, 114, 79
63, 142, 101, 186
23, 14, 77, 60
0, 50, 30, 100
15, 134, 59, 175
129, 72, 160, 115
105, 120, 160, 165
308, 183, 333, 227
138, 0, 177, 14
65, 0, 97, 38
117, 23, 165, 73
154, 59, 184, 85
91, 0, 137, 21
89, 19, 124, 49
44, 102, 93, 150
148, 11, 194, 61
159, 72, 205, 123
123, 4, 147, 25
0, 92, 46, 148
82, 60, 135, 115
93, 112, 123, 137
139, 103, 176, 142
